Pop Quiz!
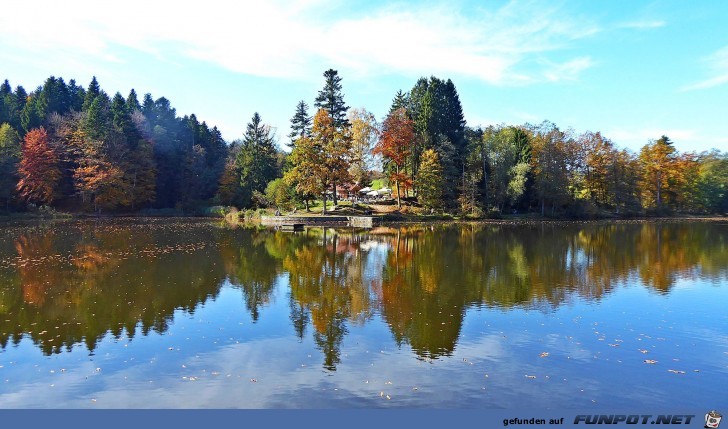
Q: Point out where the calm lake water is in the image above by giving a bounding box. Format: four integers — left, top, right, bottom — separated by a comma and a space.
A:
0, 219, 726, 408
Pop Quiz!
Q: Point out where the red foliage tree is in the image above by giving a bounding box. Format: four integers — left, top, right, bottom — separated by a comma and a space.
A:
373, 108, 414, 208
16, 127, 61, 205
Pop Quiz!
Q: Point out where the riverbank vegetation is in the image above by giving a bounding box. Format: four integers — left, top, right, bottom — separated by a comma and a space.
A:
1, 73, 726, 219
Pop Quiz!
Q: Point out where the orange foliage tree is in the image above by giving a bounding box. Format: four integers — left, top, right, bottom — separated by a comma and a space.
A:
373, 108, 414, 208
16, 127, 61, 205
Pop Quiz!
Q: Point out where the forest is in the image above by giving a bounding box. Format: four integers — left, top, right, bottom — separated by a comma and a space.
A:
1, 71, 726, 217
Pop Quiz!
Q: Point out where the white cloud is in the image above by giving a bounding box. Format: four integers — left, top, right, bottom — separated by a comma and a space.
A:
682, 46, 728, 91
605, 128, 727, 152
543, 57, 594, 82
618, 20, 666, 29
0, 0, 597, 86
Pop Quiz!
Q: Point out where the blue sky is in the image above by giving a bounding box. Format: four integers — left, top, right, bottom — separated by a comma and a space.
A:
1, 0, 727, 153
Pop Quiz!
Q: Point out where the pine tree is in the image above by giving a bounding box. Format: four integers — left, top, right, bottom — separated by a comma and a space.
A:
83, 94, 110, 141
67, 79, 85, 112
0, 80, 12, 125
20, 94, 42, 134
236, 113, 278, 207
288, 100, 312, 147
0, 123, 21, 209
314, 69, 349, 130
389, 90, 409, 115
126, 89, 141, 112
82, 76, 101, 112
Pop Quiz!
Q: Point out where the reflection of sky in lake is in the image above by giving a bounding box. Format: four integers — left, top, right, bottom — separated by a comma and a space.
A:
0, 220, 726, 408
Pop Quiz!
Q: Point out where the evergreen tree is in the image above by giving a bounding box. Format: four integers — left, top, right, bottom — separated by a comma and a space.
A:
126, 89, 141, 112
37, 76, 70, 118
82, 76, 101, 112
389, 90, 409, 115
289, 100, 312, 147
67, 79, 85, 112
83, 94, 111, 141
236, 113, 278, 207
314, 69, 349, 130
20, 93, 42, 133
0, 80, 12, 125
0, 123, 21, 209
110, 92, 130, 134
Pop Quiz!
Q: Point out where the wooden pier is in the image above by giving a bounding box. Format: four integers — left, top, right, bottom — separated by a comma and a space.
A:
261, 216, 377, 228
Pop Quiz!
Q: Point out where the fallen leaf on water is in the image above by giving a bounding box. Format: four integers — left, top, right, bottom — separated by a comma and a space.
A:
539, 352, 549, 358
644, 360, 658, 364
667, 370, 685, 374
525, 375, 536, 379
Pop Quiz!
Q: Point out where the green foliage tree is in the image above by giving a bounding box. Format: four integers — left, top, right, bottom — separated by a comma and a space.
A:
314, 69, 349, 130
0, 123, 21, 209
288, 100, 311, 147
236, 113, 279, 207
265, 178, 296, 212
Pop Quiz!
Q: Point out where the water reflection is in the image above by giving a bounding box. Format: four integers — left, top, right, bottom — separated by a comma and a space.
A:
0, 220, 726, 368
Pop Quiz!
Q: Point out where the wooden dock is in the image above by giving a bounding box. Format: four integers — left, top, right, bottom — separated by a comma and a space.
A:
279, 223, 304, 231
261, 216, 377, 228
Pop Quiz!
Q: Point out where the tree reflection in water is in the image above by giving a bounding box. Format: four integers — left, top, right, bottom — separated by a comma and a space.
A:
0, 220, 725, 369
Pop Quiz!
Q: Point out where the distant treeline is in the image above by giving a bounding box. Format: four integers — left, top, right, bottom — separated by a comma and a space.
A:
0, 73, 726, 216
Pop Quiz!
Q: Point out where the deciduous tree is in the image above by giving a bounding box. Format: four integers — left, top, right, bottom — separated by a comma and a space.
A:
374, 108, 414, 208
16, 127, 61, 204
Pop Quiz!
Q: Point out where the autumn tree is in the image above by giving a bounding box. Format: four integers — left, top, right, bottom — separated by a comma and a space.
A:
347, 108, 378, 186
374, 108, 414, 208
284, 109, 352, 214
639, 136, 681, 211
530, 121, 571, 216
16, 127, 61, 205
417, 149, 443, 210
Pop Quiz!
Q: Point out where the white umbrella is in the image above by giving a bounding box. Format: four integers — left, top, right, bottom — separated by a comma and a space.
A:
359, 187, 371, 193
366, 190, 379, 196
378, 188, 391, 195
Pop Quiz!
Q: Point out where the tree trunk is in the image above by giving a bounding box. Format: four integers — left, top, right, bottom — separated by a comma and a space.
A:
656, 171, 662, 209
332, 181, 338, 206
395, 165, 401, 209
322, 192, 327, 215
305, 198, 310, 212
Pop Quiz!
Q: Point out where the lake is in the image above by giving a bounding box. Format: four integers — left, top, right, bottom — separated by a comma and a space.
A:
0, 219, 726, 408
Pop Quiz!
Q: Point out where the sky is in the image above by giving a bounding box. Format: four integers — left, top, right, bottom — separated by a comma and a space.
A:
1, 0, 727, 153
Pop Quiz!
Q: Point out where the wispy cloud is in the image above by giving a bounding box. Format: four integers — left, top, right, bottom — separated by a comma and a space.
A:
605, 127, 727, 152
543, 57, 595, 82
0, 0, 598, 86
682, 46, 728, 91
618, 20, 666, 29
